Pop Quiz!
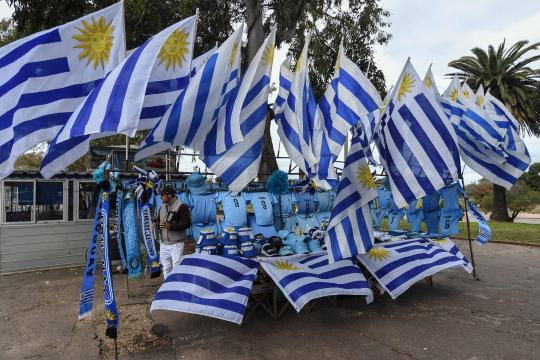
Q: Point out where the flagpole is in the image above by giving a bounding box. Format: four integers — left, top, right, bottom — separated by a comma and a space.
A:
459, 167, 479, 280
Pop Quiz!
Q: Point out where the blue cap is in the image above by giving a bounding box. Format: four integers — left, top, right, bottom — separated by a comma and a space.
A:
186, 173, 209, 195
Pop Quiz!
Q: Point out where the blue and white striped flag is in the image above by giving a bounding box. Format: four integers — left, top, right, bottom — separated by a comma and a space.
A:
357, 238, 466, 299
259, 253, 373, 311
41, 14, 198, 178
423, 64, 439, 98
440, 77, 530, 189
0, 3, 125, 179
150, 254, 259, 324
200, 29, 276, 193
135, 45, 217, 161
324, 126, 378, 262
428, 238, 473, 272
273, 41, 318, 174
313, 42, 382, 189
376, 59, 461, 208
159, 26, 244, 152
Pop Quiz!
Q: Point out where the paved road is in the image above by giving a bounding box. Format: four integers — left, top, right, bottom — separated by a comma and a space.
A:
1, 242, 539, 359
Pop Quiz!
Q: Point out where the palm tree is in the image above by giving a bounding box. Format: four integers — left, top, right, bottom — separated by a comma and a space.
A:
448, 40, 540, 222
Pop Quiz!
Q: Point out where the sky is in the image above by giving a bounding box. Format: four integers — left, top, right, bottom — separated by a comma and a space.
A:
0, 1, 538, 182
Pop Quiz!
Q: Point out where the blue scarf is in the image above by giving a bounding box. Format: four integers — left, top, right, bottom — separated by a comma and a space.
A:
78, 191, 103, 319
100, 191, 119, 338
466, 200, 491, 244
122, 191, 143, 278
139, 193, 161, 278
115, 190, 128, 270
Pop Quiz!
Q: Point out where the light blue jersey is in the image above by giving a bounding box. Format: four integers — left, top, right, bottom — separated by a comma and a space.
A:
295, 191, 318, 215
216, 191, 248, 228
271, 193, 297, 216
245, 192, 274, 226
184, 193, 217, 226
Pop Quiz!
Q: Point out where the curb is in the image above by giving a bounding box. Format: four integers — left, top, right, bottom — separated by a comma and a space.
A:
453, 237, 540, 248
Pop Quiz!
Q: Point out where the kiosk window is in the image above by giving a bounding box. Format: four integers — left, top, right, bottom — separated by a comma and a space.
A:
4, 182, 33, 222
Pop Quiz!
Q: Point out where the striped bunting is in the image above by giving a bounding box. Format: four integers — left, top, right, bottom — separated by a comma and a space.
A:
440, 77, 530, 189
41, 14, 197, 178
273, 45, 318, 175
313, 41, 382, 189
260, 253, 373, 312
162, 26, 243, 152
0, 3, 125, 179
357, 238, 466, 299
199, 29, 276, 193
376, 59, 460, 208
135, 46, 217, 161
324, 124, 378, 262
150, 254, 259, 324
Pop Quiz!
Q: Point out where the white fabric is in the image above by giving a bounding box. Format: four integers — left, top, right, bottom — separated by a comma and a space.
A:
160, 242, 185, 279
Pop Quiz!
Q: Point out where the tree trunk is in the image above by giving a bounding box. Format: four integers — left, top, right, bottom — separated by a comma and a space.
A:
491, 184, 512, 222
245, 0, 278, 178
258, 109, 278, 180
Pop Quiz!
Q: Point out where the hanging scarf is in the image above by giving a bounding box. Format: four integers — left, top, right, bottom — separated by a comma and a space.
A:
139, 192, 161, 278
115, 190, 128, 270
100, 191, 120, 338
78, 191, 103, 319
123, 190, 143, 278
466, 200, 491, 244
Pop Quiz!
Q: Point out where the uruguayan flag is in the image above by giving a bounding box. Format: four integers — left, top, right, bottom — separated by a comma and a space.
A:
313, 42, 382, 189
357, 238, 466, 299
324, 126, 378, 262
160, 26, 244, 152
259, 253, 373, 311
376, 59, 460, 208
41, 14, 197, 178
423, 64, 439, 97
150, 254, 259, 324
135, 45, 217, 161
200, 29, 276, 193
428, 238, 473, 272
440, 78, 530, 189
273, 41, 318, 174
0, 2, 125, 179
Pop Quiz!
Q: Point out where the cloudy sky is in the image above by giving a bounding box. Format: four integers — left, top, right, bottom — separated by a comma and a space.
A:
0, 1, 538, 181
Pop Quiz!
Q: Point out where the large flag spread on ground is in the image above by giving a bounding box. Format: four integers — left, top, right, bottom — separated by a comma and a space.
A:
200, 29, 276, 193
150, 25, 244, 153
313, 41, 382, 189
0, 2, 125, 179
376, 59, 461, 208
259, 253, 373, 311
324, 124, 378, 263
273, 42, 318, 175
135, 45, 217, 161
41, 14, 197, 178
357, 238, 467, 299
151, 254, 259, 324
440, 77, 530, 189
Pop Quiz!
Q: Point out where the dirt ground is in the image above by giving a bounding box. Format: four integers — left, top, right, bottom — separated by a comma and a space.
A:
1, 242, 539, 360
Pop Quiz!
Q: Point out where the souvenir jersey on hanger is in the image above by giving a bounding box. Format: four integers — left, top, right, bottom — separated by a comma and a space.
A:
387, 200, 405, 231
272, 192, 297, 232
377, 187, 393, 213
244, 192, 274, 226
295, 190, 318, 215
422, 192, 441, 234
439, 183, 463, 236
406, 200, 424, 232
216, 191, 248, 228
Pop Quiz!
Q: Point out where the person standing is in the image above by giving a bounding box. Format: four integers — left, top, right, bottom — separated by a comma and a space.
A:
157, 186, 191, 279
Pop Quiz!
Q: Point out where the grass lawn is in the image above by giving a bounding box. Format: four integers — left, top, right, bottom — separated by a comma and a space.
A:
380, 219, 540, 245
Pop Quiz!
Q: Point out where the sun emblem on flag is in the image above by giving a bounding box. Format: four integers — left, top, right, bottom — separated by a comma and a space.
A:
397, 73, 415, 101
367, 248, 391, 261
272, 259, 300, 271
430, 238, 448, 244
334, 51, 341, 74
229, 42, 239, 68
101, 192, 108, 202
476, 95, 484, 107
158, 28, 190, 71
462, 89, 470, 99
295, 54, 303, 72
356, 164, 376, 189
106, 310, 116, 321
72, 16, 115, 69
151, 260, 160, 269
423, 75, 433, 89
449, 88, 459, 102
262, 45, 275, 67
